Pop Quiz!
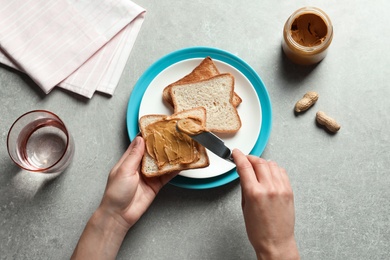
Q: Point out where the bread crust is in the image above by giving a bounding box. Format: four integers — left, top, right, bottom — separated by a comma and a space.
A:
163, 57, 242, 108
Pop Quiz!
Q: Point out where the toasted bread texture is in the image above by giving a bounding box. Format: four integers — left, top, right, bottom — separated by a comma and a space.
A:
163, 57, 242, 107
139, 107, 210, 177
170, 73, 242, 133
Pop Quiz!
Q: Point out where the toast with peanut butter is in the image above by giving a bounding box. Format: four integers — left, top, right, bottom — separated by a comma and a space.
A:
162, 57, 242, 108
139, 107, 210, 177
170, 73, 242, 133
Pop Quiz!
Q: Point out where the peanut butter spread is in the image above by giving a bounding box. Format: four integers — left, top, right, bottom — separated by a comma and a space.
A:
145, 118, 200, 169
291, 13, 327, 47
176, 118, 205, 136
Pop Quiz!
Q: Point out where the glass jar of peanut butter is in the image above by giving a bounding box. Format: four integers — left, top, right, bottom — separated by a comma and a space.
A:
282, 7, 333, 65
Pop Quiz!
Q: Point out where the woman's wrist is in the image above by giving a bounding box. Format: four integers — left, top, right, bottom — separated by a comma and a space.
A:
91, 206, 131, 238
255, 236, 300, 260
71, 207, 130, 259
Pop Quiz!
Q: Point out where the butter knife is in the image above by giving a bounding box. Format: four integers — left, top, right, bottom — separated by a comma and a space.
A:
176, 125, 234, 164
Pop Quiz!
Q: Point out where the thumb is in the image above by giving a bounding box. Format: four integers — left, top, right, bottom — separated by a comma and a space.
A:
117, 136, 145, 176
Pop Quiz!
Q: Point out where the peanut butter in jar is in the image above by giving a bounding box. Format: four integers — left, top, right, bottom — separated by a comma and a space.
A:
282, 7, 333, 65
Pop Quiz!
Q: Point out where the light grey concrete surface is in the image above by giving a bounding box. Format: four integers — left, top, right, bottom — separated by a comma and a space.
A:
1, 0, 389, 259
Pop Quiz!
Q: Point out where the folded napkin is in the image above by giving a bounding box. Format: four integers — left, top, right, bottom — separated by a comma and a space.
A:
0, 0, 145, 98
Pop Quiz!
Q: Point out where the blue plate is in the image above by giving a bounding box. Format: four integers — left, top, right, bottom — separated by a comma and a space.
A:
126, 46, 272, 189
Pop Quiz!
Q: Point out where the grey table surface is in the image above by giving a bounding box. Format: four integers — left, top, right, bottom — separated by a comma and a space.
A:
1, 0, 389, 259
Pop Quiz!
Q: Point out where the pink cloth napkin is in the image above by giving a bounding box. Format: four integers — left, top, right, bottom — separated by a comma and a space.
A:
0, 0, 145, 98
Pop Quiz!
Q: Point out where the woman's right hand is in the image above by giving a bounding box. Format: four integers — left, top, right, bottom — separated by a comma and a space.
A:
232, 149, 299, 260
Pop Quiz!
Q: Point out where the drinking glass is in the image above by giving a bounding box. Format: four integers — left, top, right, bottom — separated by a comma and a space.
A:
7, 110, 75, 174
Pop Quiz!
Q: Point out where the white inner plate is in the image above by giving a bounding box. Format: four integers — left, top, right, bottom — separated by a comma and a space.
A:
139, 58, 261, 179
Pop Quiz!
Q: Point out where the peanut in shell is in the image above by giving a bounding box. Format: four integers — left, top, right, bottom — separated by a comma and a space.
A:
316, 111, 341, 133
295, 91, 319, 113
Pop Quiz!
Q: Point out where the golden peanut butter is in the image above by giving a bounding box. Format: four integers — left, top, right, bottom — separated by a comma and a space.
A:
145, 119, 200, 169
291, 13, 327, 47
176, 118, 205, 136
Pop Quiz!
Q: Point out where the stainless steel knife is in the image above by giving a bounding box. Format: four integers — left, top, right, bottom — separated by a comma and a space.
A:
177, 126, 235, 164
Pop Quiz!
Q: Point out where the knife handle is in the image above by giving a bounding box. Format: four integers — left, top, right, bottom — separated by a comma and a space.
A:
226, 154, 235, 164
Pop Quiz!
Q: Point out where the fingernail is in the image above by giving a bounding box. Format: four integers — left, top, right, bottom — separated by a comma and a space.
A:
133, 136, 141, 146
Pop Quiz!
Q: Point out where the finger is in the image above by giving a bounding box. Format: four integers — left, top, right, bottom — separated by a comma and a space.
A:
268, 161, 284, 187
111, 136, 143, 173
119, 136, 144, 166
279, 167, 293, 192
247, 156, 273, 186
158, 170, 180, 187
117, 136, 145, 176
232, 149, 257, 189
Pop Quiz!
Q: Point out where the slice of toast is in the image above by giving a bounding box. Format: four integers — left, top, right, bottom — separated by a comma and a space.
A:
139, 107, 210, 177
170, 73, 242, 133
162, 57, 242, 107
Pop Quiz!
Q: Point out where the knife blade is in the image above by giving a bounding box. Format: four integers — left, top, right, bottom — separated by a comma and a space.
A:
177, 127, 235, 164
